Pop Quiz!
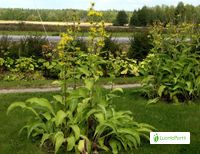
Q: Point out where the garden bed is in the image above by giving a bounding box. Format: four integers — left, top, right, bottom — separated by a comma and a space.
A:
0, 88, 199, 154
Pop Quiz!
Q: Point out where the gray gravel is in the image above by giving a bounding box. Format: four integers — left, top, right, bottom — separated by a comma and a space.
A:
0, 84, 141, 94
0, 35, 131, 43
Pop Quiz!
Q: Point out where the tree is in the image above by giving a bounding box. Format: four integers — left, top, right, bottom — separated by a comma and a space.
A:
129, 11, 139, 26
174, 2, 186, 24
114, 10, 128, 26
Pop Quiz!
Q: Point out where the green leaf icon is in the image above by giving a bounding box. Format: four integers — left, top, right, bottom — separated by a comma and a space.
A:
154, 134, 159, 142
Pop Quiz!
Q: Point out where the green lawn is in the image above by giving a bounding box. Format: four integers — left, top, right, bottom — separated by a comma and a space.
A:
0, 77, 142, 89
0, 88, 199, 154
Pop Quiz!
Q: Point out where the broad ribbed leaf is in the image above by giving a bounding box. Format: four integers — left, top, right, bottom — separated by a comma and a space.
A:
53, 95, 64, 105
78, 66, 90, 76
27, 122, 46, 138
7, 102, 39, 117
26, 97, 55, 116
55, 110, 67, 126
98, 138, 109, 151
66, 136, 75, 151
40, 133, 51, 147
54, 132, 65, 154
158, 85, 166, 97
42, 112, 51, 121
7, 102, 26, 115
109, 139, 118, 154
70, 125, 80, 140
77, 140, 85, 153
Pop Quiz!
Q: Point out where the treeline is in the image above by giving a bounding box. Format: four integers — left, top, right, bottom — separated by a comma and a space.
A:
0, 8, 132, 23
129, 2, 200, 26
1, 2, 200, 26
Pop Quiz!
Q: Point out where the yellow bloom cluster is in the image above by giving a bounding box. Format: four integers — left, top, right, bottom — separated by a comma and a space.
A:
88, 10, 102, 17
57, 33, 73, 51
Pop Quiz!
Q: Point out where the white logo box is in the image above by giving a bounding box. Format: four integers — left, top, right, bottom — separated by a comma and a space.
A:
150, 132, 190, 144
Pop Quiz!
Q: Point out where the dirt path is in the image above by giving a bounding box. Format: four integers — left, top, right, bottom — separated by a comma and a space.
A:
0, 84, 141, 94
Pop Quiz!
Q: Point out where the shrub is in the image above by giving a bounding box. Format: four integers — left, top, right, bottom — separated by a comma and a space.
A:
19, 36, 49, 58
42, 59, 60, 79
0, 35, 11, 58
140, 23, 200, 103
101, 36, 122, 58
0, 57, 4, 72
14, 57, 38, 72
128, 32, 153, 62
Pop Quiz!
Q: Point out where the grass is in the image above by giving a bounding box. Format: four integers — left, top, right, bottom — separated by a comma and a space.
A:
0, 30, 136, 37
0, 88, 199, 153
0, 77, 142, 89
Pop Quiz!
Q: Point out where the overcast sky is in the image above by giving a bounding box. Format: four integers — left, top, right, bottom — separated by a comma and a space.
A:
0, 0, 199, 10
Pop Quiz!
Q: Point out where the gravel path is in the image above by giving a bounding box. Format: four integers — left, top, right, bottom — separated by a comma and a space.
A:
0, 35, 130, 43
0, 84, 141, 94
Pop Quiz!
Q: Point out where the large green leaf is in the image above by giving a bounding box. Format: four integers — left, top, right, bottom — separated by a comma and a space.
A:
77, 139, 85, 153
78, 66, 90, 76
55, 110, 67, 127
40, 133, 52, 147
109, 139, 118, 154
26, 97, 55, 116
66, 135, 76, 151
54, 131, 65, 154
7, 102, 39, 117
53, 95, 64, 105
158, 85, 166, 97
27, 122, 46, 138
70, 125, 80, 140
98, 138, 109, 152
7, 102, 26, 115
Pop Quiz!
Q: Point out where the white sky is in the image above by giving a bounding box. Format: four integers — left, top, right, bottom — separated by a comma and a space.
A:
0, 0, 199, 10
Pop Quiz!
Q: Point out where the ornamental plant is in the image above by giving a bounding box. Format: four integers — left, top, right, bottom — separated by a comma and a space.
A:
140, 23, 200, 103
7, 3, 154, 154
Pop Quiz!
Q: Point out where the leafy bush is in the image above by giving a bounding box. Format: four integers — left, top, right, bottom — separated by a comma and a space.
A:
101, 36, 122, 58
107, 54, 139, 78
0, 57, 4, 72
19, 36, 49, 58
7, 4, 154, 154
42, 59, 60, 79
0, 35, 11, 58
14, 57, 38, 72
140, 23, 200, 103
3, 57, 14, 71
128, 32, 153, 62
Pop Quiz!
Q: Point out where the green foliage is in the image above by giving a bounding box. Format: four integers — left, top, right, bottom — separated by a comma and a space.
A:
114, 11, 128, 26
7, 3, 154, 154
101, 36, 122, 58
107, 54, 139, 77
0, 35, 11, 58
0, 57, 5, 73
140, 23, 200, 103
129, 2, 200, 26
0, 8, 127, 23
128, 32, 153, 62
19, 36, 49, 58
14, 57, 38, 72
